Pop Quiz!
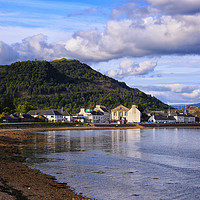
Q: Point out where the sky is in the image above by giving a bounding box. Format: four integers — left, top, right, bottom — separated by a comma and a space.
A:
1, 0, 200, 105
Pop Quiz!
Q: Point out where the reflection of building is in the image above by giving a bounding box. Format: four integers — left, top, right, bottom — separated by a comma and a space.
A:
111, 105, 141, 123
29, 129, 142, 161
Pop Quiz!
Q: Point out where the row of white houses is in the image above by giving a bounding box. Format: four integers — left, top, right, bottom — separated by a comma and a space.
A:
26, 106, 197, 124
148, 110, 195, 123
27, 104, 142, 123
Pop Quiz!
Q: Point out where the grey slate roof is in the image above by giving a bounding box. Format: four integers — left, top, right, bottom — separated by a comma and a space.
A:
28, 109, 71, 116
99, 106, 108, 112
91, 111, 104, 115
154, 115, 176, 121
19, 114, 34, 119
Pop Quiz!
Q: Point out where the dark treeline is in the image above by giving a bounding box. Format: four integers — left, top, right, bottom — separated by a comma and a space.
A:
0, 59, 169, 113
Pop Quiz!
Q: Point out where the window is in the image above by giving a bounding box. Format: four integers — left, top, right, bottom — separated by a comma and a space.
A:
125, 112, 127, 116
114, 112, 116, 116
120, 112, 122, 116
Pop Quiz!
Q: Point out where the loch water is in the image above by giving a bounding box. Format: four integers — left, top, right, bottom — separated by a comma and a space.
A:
24, 128, 200, 200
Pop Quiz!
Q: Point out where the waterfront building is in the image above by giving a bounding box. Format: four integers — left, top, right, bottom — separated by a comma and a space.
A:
111, 104, 141, 123
28, 108, 72, 122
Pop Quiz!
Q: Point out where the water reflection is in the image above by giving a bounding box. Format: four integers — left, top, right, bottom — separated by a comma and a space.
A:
24, 128, 200, 167
24, 129, 142, 160
24, 128, 200, 200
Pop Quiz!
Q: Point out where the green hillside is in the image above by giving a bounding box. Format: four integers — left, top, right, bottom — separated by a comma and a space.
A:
0, 59, 169, 113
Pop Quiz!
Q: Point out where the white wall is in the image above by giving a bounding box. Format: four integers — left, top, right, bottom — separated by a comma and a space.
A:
127, 105, 141, 123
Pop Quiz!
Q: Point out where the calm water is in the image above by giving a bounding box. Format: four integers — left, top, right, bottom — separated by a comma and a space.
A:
23, 128, 200, 200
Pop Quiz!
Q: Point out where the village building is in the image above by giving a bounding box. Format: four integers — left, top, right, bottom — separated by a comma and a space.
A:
28, 108, 72, 122
94, 105, 110, 123
18, 113, 35, 122
111, 105, 129, 121
148, 114, 176, 123
111, 104, 141, 123
185, 106, 200, 122
168, 109, 195, 123
127, 105, 141, 123
0, 115, 19, 123
148, 109, 196, 123
71, 114, 86, 123
79, 108, 104, 123
145, 110, 165, 117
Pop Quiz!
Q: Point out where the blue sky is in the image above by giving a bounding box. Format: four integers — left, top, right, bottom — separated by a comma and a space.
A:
1, 0, 200, 104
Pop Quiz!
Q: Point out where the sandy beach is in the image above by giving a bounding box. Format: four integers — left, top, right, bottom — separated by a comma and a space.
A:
1, 124, 200, 199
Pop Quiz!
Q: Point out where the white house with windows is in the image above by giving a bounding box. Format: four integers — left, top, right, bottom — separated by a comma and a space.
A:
111, 105, 129, 121
168, 110, 195, 123
28, 108, 72, 122
79, 108, 104, 123
148, 109, 196, 123
94, 105, 110, 123
111, 104, 141, 123
148, 114, 176, 123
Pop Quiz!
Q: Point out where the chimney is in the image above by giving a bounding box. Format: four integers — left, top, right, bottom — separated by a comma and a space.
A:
132, 105, 138, 108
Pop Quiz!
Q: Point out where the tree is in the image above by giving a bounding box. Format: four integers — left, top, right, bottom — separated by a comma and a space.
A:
2, 94, 15, 114
16, 101, 36, 113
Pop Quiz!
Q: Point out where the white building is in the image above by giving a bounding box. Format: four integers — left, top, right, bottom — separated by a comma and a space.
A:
127, 105, 141, 123
79, 108, 104, 123
148, 114, 176, 123
111, 104, 141, 123
28, 108, 72, 122
94, 105, 110, 123
111, 105, 129, 121
168, 110, 195, 123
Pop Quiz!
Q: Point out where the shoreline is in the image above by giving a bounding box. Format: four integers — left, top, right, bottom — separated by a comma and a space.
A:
0, 127, 95, 200
1, 124, 200, 199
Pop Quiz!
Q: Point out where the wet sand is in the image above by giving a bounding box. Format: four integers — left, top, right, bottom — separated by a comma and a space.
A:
0, 124, 200, 199
0, 128, 94, 200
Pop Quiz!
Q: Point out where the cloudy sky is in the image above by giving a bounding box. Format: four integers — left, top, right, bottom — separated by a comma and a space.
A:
1, 0, 200, 104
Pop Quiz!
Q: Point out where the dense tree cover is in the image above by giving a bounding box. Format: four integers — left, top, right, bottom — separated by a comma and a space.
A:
0, 94, 15, 114
16, 101, 36, 113
0, 59, 169, 113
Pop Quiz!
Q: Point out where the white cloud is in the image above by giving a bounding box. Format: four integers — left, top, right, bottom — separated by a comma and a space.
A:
0, 26, 73, 45
137, 84, 200, 103
140, 84, 196, 93
183, 89, 200, 98
1, 1, 200, 68
0, 42, 19, 64
147, 0, 200, 15
64, 15, 200, 62
107, 59, 157, 78
111, 2, 157, 19
2, 4, 200, 64
12, 34, 69, 61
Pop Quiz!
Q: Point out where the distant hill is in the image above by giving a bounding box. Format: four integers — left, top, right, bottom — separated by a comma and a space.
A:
0, 59, 169, 112
171, 103, 200, 110
187, 103, 200, 107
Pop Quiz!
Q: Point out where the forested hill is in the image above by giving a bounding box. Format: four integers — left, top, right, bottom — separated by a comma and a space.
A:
0, 58, 169, 112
